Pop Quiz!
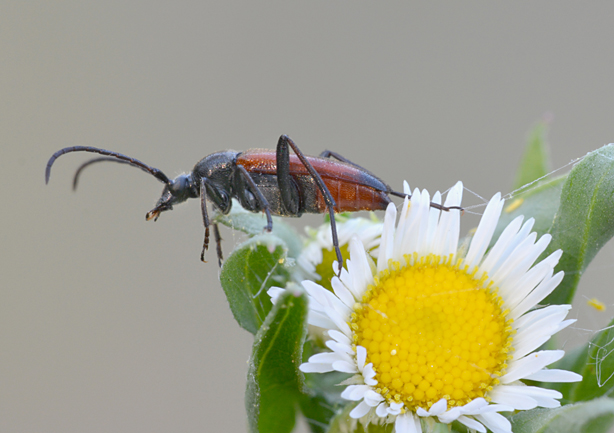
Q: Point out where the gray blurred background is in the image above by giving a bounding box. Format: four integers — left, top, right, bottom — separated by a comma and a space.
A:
3, 2, 614, 432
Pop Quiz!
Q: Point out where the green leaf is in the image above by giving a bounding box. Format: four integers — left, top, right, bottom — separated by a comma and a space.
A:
215, 200, 303, 259
219, 234, 291, 334
513, 120, 552, 191
544, 144, 614, 305
570, 316, 614, 402
510, 398, 614, 433
493, 175, 566, 243
246, 289, 308, 433
298, 392, 338, 433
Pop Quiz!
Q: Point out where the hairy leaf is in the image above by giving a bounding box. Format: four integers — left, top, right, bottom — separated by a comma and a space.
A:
246, 289, 308, 433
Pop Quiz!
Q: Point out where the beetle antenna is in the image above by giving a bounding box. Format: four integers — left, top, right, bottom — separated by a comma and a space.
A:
389, 190, 464, 212
46, 146, 171, 186
72, 157, 136, 191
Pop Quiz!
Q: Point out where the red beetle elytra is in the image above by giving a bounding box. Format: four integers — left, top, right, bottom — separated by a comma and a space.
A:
46, 135, 461, 272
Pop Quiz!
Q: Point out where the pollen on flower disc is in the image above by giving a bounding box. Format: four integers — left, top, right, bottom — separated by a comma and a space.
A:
351, 254, 513, 410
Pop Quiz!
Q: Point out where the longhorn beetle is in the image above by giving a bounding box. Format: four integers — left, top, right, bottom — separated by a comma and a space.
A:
45, 135, 462, 273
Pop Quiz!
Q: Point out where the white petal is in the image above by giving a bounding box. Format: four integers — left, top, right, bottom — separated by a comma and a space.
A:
362, 363, 378, 385
363, 390, 385, 406
325, 340, 354, 355
474, 411, 512, 433
397, 189, 423, 259
341, 384, 371, 401
356, 346, 367, 369
514, 305, 571, 334
491, 215, 535, 278
429, 398, 448, 415
416, 407, 429, 417
464, 193, 504, 269
440, 181, 463, 256
376, 402, 389, 417
301, 280, 347, 316
406, 189, 426, 254
415, 189, 432, 256
456, 415, 486, 433
490, 232, 539, 285
403, 180, 411, 195
394, 194, 412, 259
431, 191, 454, 256
388, 402, 403, 415
513, 335, 556, 360
377, 203, 397, 274
425, 191, 442, 252
349, 400, 372, 418
476, 403, 514, 414
510, 271, 565, 319
267, 287, 285, 303
307, 310, 338, 330
437, 407, 462, 423
323, 303, 352, 336
306, 352, 346, 364
345, 237, 370, 297
395, 413, 422, 433
514, 313, 574, 360
502, 350, 565, 384
459, 397, 489, 414
489, 386, 539, 410
330, 277, 356, 309
332, 360, 358, 373
504, 250, 562, 308
328, 329, 352, 345
493, 233, 552, 297
524, 368, 583, 382
479, 215, 524, 276
352, 236, 376, 290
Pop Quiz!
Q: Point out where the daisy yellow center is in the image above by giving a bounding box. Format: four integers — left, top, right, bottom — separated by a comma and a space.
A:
351, 254, 513, 410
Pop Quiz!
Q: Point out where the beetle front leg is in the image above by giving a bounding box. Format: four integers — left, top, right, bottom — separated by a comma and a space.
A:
236, 165, 273, 232
213, 223, 223, 267
277, 135, 343, 275
200, 178, 211, 263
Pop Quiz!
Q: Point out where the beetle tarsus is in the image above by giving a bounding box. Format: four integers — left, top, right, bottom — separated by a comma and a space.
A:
213, 223, 223, 267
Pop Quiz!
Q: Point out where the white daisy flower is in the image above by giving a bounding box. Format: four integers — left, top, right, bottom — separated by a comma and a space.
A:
295, 216, 383, 290
269, 181, 581, 433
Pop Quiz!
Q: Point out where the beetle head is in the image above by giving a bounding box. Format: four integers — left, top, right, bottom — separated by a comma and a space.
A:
146, 173, 197, 221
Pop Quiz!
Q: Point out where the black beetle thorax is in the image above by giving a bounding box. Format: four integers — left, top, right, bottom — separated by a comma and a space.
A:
192, 151, 238, 189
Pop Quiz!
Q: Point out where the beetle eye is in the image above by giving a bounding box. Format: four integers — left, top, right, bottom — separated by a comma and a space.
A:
170, 175, 188, 193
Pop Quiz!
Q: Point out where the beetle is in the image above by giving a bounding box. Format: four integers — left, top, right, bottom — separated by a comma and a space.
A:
45, 135, 461, 273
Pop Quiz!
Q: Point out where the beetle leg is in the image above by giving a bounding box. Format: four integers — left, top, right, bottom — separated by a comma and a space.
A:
213, 223, 223, 267
236, 165, 273, 232
278, 135, 343, 275
200, 177, 211, 262
319, 150, 380, 178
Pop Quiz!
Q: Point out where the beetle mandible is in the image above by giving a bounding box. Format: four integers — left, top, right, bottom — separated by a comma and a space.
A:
45, 135, 461, 273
